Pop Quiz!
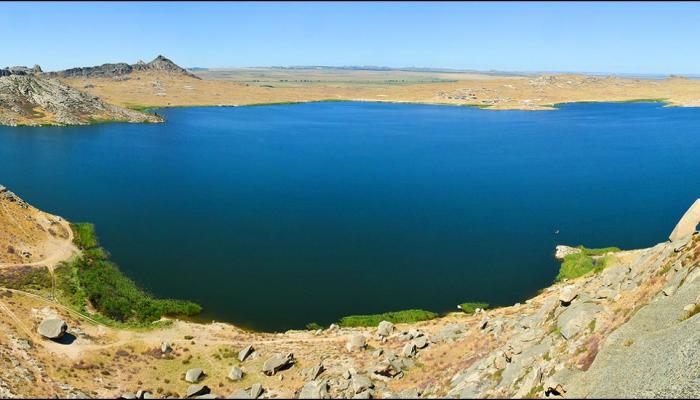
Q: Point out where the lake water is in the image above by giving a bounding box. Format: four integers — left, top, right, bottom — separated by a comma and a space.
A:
2, 101, 700, 331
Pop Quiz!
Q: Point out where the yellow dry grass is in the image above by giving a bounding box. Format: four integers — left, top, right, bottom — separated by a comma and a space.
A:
61, 70, 700, 112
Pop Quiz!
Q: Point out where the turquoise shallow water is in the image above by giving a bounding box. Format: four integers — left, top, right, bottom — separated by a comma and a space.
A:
2, 101, 700, 331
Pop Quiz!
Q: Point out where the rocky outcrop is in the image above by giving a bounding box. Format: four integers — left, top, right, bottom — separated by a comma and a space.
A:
669, 198, 700, 242
0, 73, 161, 126
0, 65, 42, 77
555, 245, 581, 260
49, 55, 199, 80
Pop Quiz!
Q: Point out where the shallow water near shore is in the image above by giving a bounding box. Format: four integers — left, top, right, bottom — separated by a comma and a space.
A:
2, 101, 700, 331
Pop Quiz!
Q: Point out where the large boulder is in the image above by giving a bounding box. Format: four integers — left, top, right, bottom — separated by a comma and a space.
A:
376, 321, 395, 337
37, 318, 67, 340
262, 353, 294, 376
185, 368, 205, 383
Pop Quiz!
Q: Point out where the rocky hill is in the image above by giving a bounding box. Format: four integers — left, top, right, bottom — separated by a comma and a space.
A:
48, 55, 199, 80
0, 185, 697, 398
0, 71, 162, 126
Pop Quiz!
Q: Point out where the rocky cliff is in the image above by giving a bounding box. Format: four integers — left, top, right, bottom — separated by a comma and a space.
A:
48, 55, 199, 79
0, 72, 162, 126
0, 186, 697, 398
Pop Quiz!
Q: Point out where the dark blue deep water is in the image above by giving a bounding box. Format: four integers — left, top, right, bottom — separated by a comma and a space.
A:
2, 101, 700, 331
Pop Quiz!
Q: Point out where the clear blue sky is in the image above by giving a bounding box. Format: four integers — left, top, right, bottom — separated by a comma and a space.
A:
2, 1, 699, 74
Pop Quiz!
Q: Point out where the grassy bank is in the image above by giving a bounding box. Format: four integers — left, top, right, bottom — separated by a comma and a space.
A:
55, 223, 201, 326
556, 246, 621, 281
337, 309, 439, 327
458, 302, 489, 314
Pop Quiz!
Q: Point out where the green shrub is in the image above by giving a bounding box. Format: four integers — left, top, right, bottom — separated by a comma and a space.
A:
305, 322, 323, 330
458, 302, 489, 314
55, 223, 201, 325
556, 249, 618, 281
338, 309, 438, 327
0, 266, 52, 291
577, 246, 621, 256
71, 223, 99, 250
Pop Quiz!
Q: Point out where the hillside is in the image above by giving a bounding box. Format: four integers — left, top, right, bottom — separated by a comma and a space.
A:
48, 55, 199, 80
0, 185, 697, 398
0, 70, 161, 126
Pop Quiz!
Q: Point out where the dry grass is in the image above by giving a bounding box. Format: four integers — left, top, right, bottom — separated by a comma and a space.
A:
60, 70, 700, 112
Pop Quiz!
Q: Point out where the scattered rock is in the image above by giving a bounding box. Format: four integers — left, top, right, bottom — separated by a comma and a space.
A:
239, 345, 255, 362
299, 380, 329, 399
401, 343, 417, 358
161, 342, 173, 354
250, 383, 263, 399
228, 366, 244, 381
186, 385, 210, 398
376, 321, 395, 337
436, 322, 468, 342
559, 285, 578, 305
346, 335, 366, 352
373, 361, 402, 378
227, 389, 251, 399
351, 374, 374, 394
302, 362, 324, 381
185, 368, 205, 383
353, 390, 372, 399
37, 318, 67, 340
262, 353, 295, 376
412, 336, 428, 349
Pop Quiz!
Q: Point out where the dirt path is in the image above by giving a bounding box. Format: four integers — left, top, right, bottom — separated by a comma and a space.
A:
0, 216, 77, 270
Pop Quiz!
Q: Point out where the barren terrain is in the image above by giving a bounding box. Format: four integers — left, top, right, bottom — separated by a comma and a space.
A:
61, 68, 700, 112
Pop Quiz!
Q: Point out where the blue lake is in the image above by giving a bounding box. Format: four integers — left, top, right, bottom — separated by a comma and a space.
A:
1, 101, 699, 331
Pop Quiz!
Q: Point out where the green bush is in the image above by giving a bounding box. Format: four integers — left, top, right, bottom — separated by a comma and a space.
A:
56, 223, 201, 324
71, 223, 99, 249
458, 302, 489, 314
577, 246, 621, 256
338, 309, 438, 327
305, 322, 323, 330
556, 246, 621, 281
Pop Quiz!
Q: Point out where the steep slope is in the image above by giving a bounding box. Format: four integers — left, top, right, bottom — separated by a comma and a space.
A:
0, 72, 162, 126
